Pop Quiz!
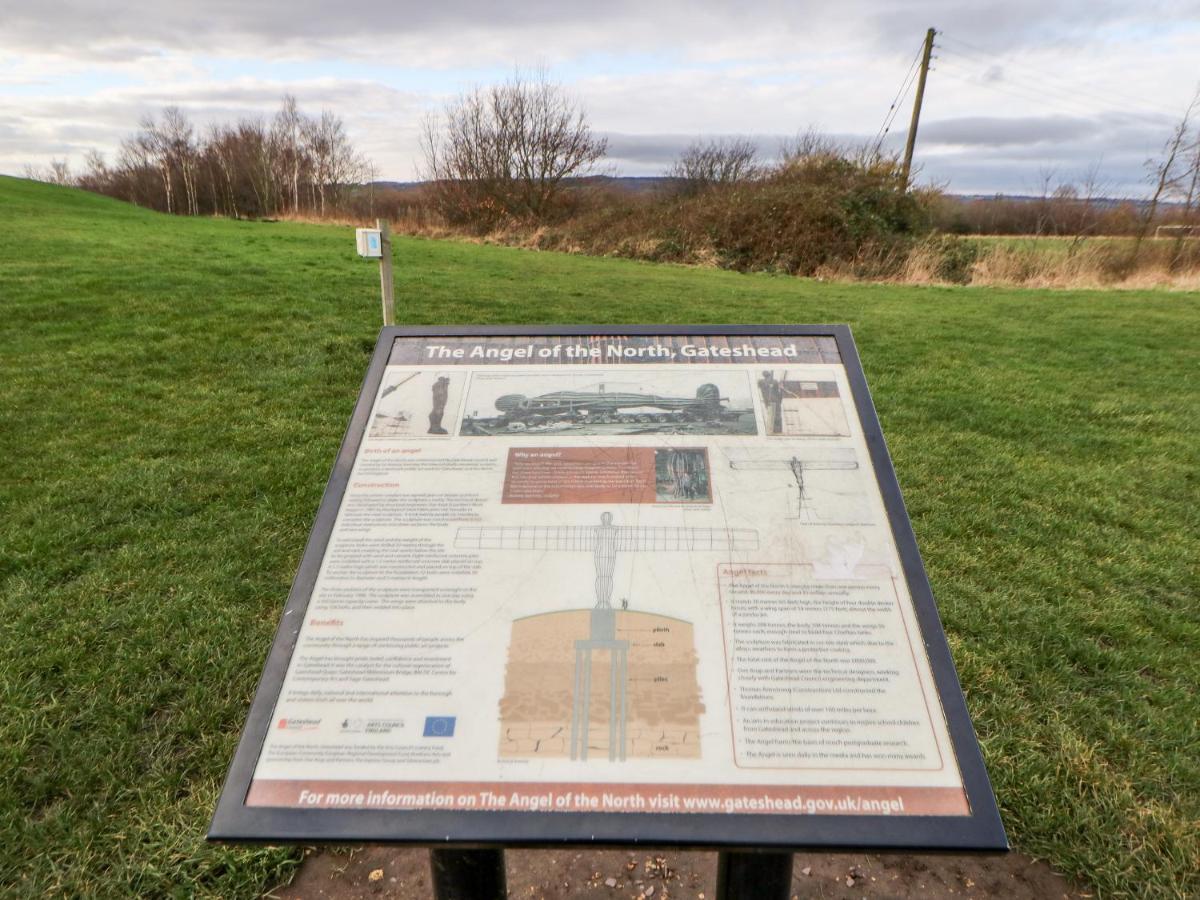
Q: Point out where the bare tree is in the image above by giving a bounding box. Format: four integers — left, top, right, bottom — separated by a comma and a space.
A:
1157, 88, 1200, 266
129, 108, 200, 215
273, 95, 307, 213
238, 118, 279, 217
161, 107, 200, 215
1173, 131, 1200, 266
1139, 85, 1200, 248
422, 70, 607, 225
1063, 163, 1109, 250
76, 150, 109, 192
135, 114, 176, 213
668, 137, 759, 193
115, 131, 159, 209
362, 159, 379, 217
23, 158, 73, 185
778, 129, 845, 165
207, 123, 240, 217
1032, 167, 1060, 236
303, 110, 366, 216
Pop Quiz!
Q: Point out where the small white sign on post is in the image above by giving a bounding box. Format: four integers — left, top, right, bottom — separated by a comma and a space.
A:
355, 221, 394, 326
355, 228, 383, 258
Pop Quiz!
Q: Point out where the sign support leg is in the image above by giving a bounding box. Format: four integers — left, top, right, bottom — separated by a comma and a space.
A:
429, 848, 506, 900
716, 851, 792, 900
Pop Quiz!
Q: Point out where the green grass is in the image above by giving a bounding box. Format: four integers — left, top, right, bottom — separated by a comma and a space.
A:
1, 175, 1197, 898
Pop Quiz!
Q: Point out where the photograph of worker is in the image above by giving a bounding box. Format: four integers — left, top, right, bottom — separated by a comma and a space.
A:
654, 448, 712, 503
756, 370, 850, 437
368, 370, 461, 438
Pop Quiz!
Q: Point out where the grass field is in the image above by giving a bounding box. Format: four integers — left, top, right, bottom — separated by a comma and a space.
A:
0, 175, 1197, 898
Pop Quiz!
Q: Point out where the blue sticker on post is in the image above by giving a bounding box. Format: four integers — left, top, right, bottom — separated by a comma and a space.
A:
423, 716, 456, 737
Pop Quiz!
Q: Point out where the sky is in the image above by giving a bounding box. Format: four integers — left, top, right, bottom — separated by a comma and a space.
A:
2, 1, 1199, 196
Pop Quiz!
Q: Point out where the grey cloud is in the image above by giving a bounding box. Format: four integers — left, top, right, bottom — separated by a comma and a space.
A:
5, 81, 419, 125
4, 0, 1199, 60
920, 158, 1149, 196
603, 132, 878, 170
869, 1, 1200, 50
7, 0, 682, 57
0, 79, 422, 173
603, 133, 790, 168
601, 113, 1163, 195
3, 2, 1194, 193
916, 122, 1163, 194
919, 116, 1101, 146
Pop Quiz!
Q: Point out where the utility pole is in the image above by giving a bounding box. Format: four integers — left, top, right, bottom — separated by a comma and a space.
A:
901, 27, 936, 187
377, 217, 395, 326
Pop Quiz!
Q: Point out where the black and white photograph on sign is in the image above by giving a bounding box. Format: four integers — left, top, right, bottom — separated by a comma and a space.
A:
757, 369, 851, 437
369, 370, 461, 438
723, 447, 871, 523
460, 370, 757, 436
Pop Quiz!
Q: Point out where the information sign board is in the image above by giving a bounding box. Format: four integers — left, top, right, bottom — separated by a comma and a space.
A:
210, 325, 1006, 851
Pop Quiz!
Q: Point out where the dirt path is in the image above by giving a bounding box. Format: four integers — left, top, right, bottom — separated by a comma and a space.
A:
275, 846, 1088, 899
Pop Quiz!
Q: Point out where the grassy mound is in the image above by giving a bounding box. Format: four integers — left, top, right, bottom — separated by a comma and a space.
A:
0, 176, 1196, 897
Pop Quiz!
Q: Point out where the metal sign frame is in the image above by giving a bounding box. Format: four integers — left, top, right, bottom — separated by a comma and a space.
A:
209, 324, 1007, 852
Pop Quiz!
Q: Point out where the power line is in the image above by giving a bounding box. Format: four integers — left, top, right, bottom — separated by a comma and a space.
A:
937, 45, 1131, 116
872, 41, 925, 150
939, 34, 1166, 112
942, 52, 1179, 124
878, 46, 921, 148
938, 33, 1182, 119
938, 47, 1102, 113
937, 57, 1108, 118
874, 63, 920, 148
936, 59, 1106, 120
942, 51, 1171, 119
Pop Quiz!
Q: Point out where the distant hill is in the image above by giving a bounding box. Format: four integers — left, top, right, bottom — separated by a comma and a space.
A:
369, 175, 682, 194
950, 193, 1169, 209
368, 177, 1164, 205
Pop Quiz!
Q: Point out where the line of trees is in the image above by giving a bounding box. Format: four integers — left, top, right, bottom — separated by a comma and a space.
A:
32, 96, 372, 219
24, 74, 1199, 257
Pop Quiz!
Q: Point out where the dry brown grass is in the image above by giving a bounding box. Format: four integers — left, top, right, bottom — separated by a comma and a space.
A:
892, 237, 1200, 290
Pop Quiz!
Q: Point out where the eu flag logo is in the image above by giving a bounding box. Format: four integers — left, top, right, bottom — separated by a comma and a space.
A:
423, 716, 456, 737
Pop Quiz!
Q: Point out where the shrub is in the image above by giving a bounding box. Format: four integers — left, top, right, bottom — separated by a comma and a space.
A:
672, 150, 929, 275
924, 235, 981, 284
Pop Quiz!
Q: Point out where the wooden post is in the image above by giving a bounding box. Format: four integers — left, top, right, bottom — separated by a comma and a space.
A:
377, 217, 395, 326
